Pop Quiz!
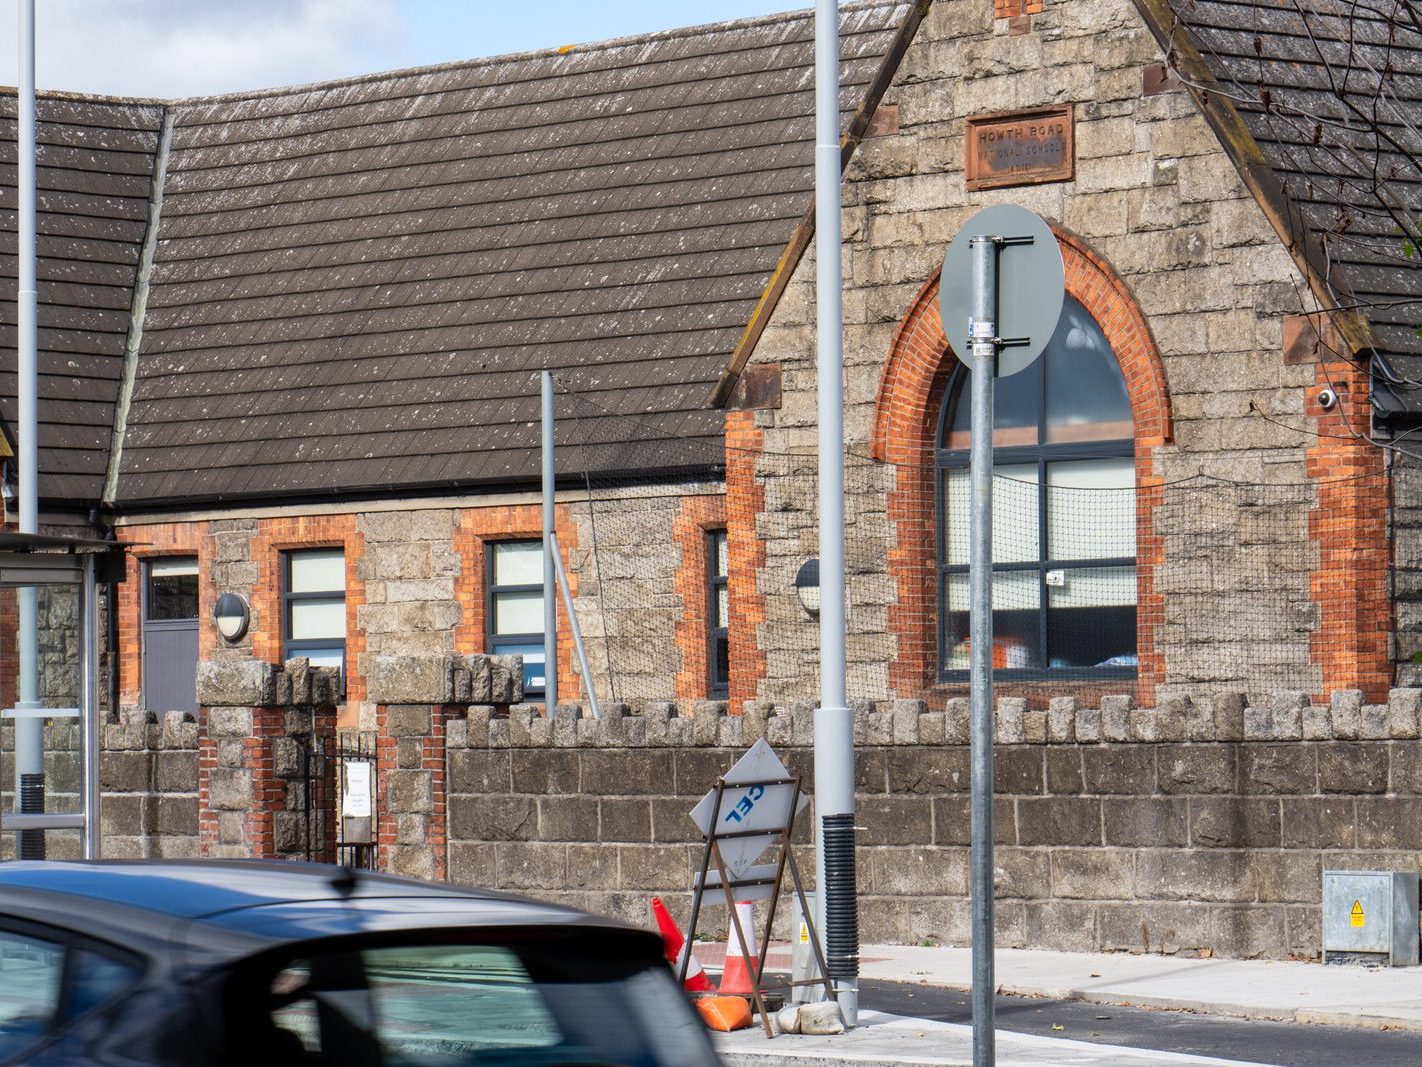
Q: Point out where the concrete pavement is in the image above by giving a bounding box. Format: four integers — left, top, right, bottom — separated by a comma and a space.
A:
857, 944, 1422, 1030
715, 1008, 1274, 1066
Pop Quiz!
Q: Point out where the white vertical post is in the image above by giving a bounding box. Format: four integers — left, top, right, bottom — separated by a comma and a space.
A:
813, 0, 858, 1027
541, 371, 558, 715
15, 0, 45, 860
968, 235, 999, 1067
80, 553, 100, 859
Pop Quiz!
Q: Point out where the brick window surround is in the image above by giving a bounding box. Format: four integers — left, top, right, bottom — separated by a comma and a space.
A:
871, 226, 1173, 704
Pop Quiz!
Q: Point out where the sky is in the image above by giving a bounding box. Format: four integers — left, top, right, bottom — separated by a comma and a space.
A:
0, 0, 812, 98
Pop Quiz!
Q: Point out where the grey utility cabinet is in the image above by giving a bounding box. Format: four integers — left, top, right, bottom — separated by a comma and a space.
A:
1322, 870, 1420, 967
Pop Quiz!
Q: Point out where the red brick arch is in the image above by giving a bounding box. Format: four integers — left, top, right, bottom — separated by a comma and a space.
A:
873, 226, 1172, 702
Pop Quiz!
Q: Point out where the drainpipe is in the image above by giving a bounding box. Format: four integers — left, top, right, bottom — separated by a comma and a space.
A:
13, 0, 45, 860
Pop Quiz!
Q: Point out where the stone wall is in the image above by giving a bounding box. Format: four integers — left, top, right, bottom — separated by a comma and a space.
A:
0, 712, 200, 861
99, 710, 200, 859
443, 691, 1422, 960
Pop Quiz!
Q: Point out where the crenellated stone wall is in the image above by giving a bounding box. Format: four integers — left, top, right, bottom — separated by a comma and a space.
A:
442, 690, 1422, 961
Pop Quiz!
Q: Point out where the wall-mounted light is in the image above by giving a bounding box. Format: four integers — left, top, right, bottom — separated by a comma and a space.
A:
213, 592, 250, 642
795, 558, 820, 617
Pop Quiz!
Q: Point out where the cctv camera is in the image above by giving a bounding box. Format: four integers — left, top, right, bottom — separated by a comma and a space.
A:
1317, 388, 1338, 410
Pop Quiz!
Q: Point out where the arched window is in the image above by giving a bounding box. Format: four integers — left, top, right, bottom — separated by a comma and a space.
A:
937, 295, 1137, 679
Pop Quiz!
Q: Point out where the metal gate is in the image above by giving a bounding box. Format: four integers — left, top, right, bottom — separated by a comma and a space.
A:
299, 734, 378, 869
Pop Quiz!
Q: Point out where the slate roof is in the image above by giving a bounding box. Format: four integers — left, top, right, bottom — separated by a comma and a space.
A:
112, 2, 913, 506
1148, 0, 1422, 417
0, 95, 163, 501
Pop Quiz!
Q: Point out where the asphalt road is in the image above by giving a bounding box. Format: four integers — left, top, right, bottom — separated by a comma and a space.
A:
857, 978, 1422, 1067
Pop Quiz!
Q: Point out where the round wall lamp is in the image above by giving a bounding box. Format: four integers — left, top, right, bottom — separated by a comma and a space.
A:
213, 593, 250, 642
795, 558, 820, 617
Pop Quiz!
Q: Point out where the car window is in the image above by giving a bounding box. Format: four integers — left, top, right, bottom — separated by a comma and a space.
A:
249, 933, 718, 1067
0, 929, 64, 1063
66, 948, 144, 1022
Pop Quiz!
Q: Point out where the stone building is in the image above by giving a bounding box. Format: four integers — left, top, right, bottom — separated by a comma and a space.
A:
2, 0, 1421, 957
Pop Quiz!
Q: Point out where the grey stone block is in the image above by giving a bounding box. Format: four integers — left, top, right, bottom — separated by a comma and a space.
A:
1047, 697, 1078, 743
717, 715, 743, 748
1270, 691, 1305, 740
1075, 706, 1103, 744
919, 711, 946, 745
552, 704, 579, 748
693, 702, 723, 746
1243, 706, 1273, 741
893, 700, 924, 744
1301, 705, 1331, 740
465, 706, 493, 747
1388, 689, 1422, 739
1023, 709, 1048, 745
1130, 709, 1161, 743
944, 698, 970, 745
1211, 693, 1246, 741
1329, 689, 1362, 740
995, 698, 1027, 745
1360, 704, 1390, 740
196, 659, 278, 707
1156, 695, 1190, 743
1101, 696, 1133, 742
366, 655, 452, 705
207, 706, 253, 739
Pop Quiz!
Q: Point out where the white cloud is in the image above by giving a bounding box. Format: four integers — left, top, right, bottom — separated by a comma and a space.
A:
0, 0, 406, 98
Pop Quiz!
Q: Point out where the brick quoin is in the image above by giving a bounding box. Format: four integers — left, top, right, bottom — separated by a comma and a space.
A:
871, 227, 1172, 705
1306, 356, 1391, 700
725, 410, 768, 708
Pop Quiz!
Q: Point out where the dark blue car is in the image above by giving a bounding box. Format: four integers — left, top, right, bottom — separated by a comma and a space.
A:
0, 860, 721, 1066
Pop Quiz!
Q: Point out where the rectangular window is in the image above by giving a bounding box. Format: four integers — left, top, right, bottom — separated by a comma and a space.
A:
488, 540, 546, 696
708, 530, 728, 697
145, 557, 198, 621
284, 548, 346, 676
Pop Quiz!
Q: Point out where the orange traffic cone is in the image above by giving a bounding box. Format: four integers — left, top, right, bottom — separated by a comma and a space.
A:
651, 897, 715, 993
718, 900, 758, 996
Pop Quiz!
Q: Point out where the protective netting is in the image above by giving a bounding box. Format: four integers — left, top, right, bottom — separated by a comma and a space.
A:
552, 376, 1382, 704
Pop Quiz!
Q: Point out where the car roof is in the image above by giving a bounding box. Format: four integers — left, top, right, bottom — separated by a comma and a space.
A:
0, 860, 486, 918
0, 860, 633, 961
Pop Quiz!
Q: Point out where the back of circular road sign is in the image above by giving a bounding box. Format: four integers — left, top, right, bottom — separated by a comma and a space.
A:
939, 204, 1065, 377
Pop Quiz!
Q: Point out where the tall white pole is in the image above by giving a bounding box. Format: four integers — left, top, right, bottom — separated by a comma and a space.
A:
968, 236, 999, 1066
541, 371, 558, 714
80, 553, 100, 859
813, 0, 857, 1026
15, 0, 45, 860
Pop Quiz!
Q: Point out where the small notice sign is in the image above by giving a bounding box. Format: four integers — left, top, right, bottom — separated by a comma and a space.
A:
342, 760, 373, 819
966, 105, 1074, 191
1350, 900, 1366, 927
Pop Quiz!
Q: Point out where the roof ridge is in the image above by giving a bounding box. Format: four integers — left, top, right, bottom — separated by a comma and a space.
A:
0, 2, 899, 110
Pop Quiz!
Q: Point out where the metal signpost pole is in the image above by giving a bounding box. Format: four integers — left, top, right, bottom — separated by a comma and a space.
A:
941, 204, 1063, 1067
80, 552, 100, 859
968, 236, 998, 1067
813, 0, 858, 1027
15, 0, 46, 861
541, 370, 558, 715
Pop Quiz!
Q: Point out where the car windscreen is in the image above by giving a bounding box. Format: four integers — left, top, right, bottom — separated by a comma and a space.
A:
218, 926, 719, 1067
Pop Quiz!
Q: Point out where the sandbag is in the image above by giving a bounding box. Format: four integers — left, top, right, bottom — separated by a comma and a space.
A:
798, 1001, 846, 1035
695, 995, 753, 1032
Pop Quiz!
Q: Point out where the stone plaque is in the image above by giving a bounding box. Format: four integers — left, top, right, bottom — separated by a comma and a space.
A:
965, 105, 1074, 190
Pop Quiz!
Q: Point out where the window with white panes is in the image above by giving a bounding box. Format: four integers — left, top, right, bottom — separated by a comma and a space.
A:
283, 548, 346, 677
488, 540, 547, 696
937, 295, 1137, 679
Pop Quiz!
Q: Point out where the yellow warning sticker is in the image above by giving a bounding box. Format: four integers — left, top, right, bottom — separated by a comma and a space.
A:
798, 922, 810, 945
1350, 900, 1365, 927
